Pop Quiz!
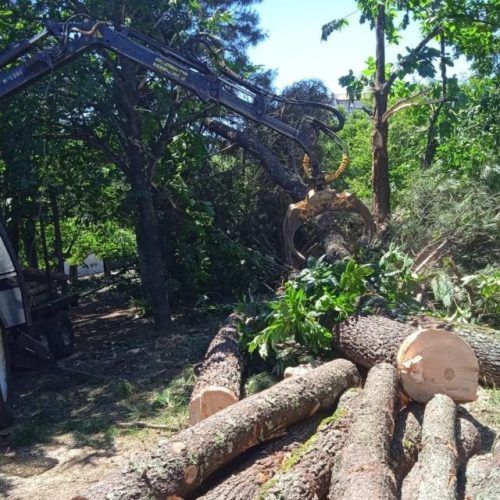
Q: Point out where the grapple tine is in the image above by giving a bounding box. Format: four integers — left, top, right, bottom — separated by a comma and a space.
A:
283, 188, 376, 263
283, 202, 308, 261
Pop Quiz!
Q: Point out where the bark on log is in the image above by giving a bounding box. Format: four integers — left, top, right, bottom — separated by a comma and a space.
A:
261, 389, 361, 500
189, 313, 245, 425
80, 359, 360, 500
401, 394, 458, 500
328, 363, 398, 500
333, 315, 500, 385
390, 403, 482, 487
198, 414, 323, 500
463, 438, 500, 500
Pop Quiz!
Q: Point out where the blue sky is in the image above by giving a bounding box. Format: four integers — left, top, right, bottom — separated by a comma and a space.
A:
247, 0, 470, 94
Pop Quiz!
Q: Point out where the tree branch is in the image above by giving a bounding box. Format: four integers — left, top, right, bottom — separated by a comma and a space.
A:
386, 25, 442, 89
382, 96, 447, 122
204, 119, 308, 202
67, 126, 129, 173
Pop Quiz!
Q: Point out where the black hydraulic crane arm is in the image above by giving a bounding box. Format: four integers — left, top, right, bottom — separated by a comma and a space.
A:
0, 17, 345, 188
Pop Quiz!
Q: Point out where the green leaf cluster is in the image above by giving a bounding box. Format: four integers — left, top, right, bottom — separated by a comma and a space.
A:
247, 257, 374, 359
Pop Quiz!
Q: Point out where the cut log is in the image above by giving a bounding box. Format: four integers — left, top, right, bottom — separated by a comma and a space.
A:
283, 361, 321, 379
401, 394, 458, 500
260, 388, 361, 500
333, 315, 500, 385
198, 414, 324, 500
79, 359, 360, 500
328, 363, 398, 500
396, 328, 479, 403
189, 313, 245, 425
390, 403, 482, 487
463, 438, 500, 500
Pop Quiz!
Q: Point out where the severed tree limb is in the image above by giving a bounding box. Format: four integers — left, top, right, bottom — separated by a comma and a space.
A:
401, 394, 458, 500
189, 313, 246, 425
462, 438, 500, 499
198, 414, 324, 500
260, 388, 362, 500
382, 96, 446, 123
329, 363, 399, 500
333, 315, 500, 385
390, 403, 482, 488
204, 118, 308, 202
79, 359, 360, 500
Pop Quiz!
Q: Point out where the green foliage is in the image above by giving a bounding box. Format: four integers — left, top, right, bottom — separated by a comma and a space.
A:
429, 266, 500, 327
247, 258, 373, 359
376, 244, 420, 308
320, 18, 349, 42
244, 371, 278, 395
393, 168, 499, 272
152, 366, 196, 410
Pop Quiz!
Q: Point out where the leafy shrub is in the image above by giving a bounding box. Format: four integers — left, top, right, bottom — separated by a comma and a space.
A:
375, 244, 421, 309
430, 265, 500, 327
246, 257, 373, 359
393, 167, 499, 272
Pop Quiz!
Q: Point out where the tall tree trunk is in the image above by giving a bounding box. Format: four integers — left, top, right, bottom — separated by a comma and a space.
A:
372, 4, 390, 226
131, 177, 171, 329
49, 189, 67, 294
22, 212, 38, 269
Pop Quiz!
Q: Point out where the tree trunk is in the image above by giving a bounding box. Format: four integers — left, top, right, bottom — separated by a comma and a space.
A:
198, 414, 324, 500
69, 264, 78, 285
189, 313, 245, 425
131, 178, 171, 329
329, 363, 398, 500
80, 359, 360, 500
401, 394, 458, 500
22, 214, 38, 269
390, 403, 482, 488
371, 4, 390, 226
261, 389, 361, 500
333, 315, 500, 385
49, 189, 67, 294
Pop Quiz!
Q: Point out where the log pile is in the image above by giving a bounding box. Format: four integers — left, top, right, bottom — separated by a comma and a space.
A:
76, 312, 498, 500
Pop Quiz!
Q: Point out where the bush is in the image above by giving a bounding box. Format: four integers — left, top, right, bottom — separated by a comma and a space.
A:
392, 167, 500, 272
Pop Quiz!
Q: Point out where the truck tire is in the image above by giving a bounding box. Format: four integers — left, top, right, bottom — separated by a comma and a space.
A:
0, 331, 13, 429
44, 312, 75, 360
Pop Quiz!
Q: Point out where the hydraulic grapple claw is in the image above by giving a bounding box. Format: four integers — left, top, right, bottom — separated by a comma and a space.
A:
283, 188, 377, 262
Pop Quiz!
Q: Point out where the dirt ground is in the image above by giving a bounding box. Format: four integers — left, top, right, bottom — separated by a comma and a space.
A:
0, 288, 222, 499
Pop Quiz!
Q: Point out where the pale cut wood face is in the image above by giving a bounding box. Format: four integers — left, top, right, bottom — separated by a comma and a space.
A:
397, 328, 479, 404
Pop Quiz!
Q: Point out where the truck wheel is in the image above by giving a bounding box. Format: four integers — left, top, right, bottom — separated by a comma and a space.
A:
44, 312, 75, 359
0, 331, 13, 429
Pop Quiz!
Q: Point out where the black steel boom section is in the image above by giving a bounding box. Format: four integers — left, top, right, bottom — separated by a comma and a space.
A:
0, 17, 345, 185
